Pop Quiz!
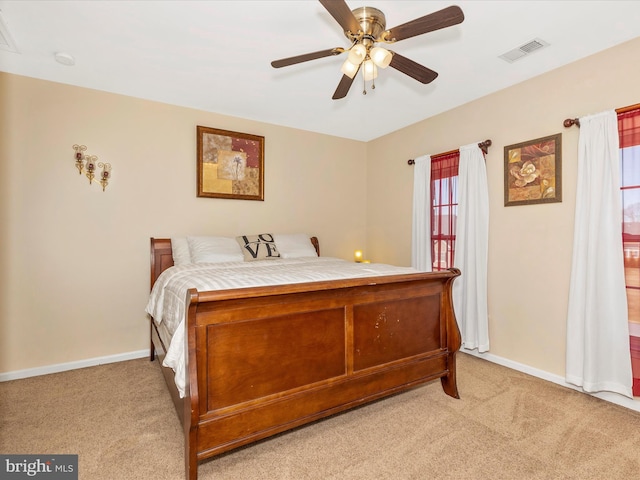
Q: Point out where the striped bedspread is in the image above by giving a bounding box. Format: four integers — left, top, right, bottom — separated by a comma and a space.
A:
145, 257, 417, 398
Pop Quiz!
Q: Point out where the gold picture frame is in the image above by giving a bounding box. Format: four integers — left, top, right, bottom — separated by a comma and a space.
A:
504, 133, 562, 206
197, 126, 264, 200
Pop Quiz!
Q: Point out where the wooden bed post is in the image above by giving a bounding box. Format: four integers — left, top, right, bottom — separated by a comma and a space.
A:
149, 237, 173, 361
149, 321, 156, 361
440, 268, 462, 399
185, 289, 200, 480
441, 353, 459, 399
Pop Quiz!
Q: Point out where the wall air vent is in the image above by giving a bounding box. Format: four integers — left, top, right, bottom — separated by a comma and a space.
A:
0, 10, 19, 53
499, 38, 549, 63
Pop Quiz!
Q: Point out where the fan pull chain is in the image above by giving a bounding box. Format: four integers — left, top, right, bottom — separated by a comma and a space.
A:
361, 63, 375, 95
362, 78, 375, 95
362, 65, 367, 95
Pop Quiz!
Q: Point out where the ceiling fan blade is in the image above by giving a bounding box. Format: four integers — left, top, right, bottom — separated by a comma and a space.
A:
332, 73, 357, 100
271, 48, 344, 68
381, 5, 464, 43
389, 52, 438, 84
319, 0, 361, 36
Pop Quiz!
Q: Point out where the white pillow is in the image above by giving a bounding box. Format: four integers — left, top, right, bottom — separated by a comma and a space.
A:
274, 234, 318, 258
171, 237, 192, 266
187, 236, 244, 263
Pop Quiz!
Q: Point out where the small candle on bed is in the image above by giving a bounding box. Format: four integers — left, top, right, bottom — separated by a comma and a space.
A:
354, 250, 363, 263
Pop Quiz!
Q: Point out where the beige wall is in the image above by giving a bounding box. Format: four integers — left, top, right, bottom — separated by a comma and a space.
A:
0, 73, 367, 372
2, 36, 639, 408
367, 37, 640, 381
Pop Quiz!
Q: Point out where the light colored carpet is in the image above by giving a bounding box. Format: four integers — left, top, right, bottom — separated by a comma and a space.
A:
1, 353, 639, 480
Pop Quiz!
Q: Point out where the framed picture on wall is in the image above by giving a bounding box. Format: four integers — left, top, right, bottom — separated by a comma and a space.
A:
196, 126, 265, 200
504, 133, 562, 206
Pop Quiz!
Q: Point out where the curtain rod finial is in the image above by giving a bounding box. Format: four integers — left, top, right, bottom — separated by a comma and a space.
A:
479, 139, 492, 154
564, 118, 580, 128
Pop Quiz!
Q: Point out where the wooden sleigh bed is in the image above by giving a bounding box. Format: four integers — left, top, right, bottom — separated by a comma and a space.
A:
148, 237, 461, 480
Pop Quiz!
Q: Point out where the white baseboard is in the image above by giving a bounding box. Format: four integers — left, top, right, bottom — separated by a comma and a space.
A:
3, 348, 638, 413
463, 349, 640, 413
0, 349, 149, 382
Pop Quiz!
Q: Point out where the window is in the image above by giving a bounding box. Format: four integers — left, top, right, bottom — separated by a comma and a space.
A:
621, 147, 640, 323
431, 151, 460, 271
619, 108, 640, 324
618, 106, 640, 396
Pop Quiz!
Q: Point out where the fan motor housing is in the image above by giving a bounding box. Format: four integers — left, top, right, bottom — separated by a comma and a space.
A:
349, 7, 386, 41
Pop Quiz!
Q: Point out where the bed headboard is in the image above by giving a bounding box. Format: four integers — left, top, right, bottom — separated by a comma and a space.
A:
150, 236, 320, 289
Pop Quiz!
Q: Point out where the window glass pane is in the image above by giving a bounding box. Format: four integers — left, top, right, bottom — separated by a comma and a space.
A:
432, 205, 457, 237
624, 242, 640, 267
432, 239, 444, 271
431, 239, 456, 271
620, 146, 640, 187
432, 180, 441, 205
432, 207, 440, 236
622, 188, 640, 239
432, 178, 456, 206
627, 288, 640, 323
450, 176, 458, 205
446, 239, 454, 268
450, 205, 457, 236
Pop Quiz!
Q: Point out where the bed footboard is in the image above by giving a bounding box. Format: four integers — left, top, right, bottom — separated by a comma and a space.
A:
181, 270, 460, 480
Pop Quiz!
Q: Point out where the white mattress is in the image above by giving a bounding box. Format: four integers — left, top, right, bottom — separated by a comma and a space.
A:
145, 257, 418, 397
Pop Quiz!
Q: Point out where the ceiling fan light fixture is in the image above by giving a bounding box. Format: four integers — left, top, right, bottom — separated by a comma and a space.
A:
270, 2, 465, 100
341, 58, 359, 78
370, 46, 392, 68
363, 60, 377, 81
347, 43, 367, 65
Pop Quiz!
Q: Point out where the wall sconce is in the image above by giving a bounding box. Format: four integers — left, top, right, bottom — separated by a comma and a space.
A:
73, 144, 111, 191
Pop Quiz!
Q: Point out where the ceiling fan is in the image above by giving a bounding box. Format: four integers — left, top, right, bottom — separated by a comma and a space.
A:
270, 0, 464, 100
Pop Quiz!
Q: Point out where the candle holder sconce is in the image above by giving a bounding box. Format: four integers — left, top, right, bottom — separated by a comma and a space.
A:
73, 144, 112, 191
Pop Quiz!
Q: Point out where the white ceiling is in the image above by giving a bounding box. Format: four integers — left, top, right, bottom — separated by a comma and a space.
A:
2, 1, 640, 142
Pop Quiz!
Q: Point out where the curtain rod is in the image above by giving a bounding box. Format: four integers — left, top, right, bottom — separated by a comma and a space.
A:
563, 102, 640, 128
407, 139, 492, 165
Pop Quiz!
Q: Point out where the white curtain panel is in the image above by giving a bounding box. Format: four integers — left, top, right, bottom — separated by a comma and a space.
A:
453, 143, 490, 352
411, 155, 432, 272
566, 110, 633, 398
